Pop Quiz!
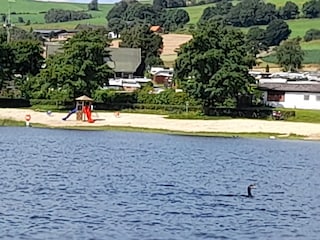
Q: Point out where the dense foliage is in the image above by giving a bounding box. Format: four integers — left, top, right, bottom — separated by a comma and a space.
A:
88, 0, 98, 11
245, 19, 291, 50
106, 0, 190, 33
25, 30, 114, 100
174, 22, 256, 107
120, 24, 164, 76
0, 29, 44, 97
44, 9, 92, 23
276, 38, 304, 72
199, 0, 301, 28
302, 0, 320, 18
304, 28, 320, 41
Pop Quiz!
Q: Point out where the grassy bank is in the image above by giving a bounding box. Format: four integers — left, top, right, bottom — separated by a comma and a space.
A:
0, 116, 305, 140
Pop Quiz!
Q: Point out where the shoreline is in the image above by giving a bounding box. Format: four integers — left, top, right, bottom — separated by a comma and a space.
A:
1, 108, 320, 140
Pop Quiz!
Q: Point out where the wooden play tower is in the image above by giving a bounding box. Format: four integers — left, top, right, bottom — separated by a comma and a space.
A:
75, 95, 93, 121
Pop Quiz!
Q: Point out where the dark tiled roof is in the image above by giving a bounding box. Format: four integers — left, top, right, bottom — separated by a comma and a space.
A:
258, 83, 320, 93
107, 48, 141, 73
44, 41, 141, 73
33, 29, 66, 35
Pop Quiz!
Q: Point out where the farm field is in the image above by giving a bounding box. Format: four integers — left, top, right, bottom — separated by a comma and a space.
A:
0, 0, 112, 28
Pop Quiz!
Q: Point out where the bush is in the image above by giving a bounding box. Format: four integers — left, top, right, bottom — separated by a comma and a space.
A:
304, 29, 320, 42
93, 89, 137, 103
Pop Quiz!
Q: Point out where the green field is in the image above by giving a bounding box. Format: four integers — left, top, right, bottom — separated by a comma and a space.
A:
1, 0, 112, 29
183, 3, 214, 25
266, 0, 306, 8
262, 40, 320, 64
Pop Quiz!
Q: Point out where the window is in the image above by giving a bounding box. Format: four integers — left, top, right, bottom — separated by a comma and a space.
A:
304, 95, 310, 101
316, 96, 320, 101
267, 91, 285, 102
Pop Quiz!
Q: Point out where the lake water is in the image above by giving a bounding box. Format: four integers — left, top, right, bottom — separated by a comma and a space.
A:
0, 127, 319, 240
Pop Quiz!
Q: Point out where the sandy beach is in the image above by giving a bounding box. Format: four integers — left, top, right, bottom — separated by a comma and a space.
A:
1, 108, 320, 139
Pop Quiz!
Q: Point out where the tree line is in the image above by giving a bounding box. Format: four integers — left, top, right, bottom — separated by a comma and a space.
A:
44, 9, 92, 23
199, 0, 307, 28
107, 0, 190, 35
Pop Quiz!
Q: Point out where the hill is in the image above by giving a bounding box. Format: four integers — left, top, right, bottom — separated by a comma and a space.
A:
1, 0, 319, 67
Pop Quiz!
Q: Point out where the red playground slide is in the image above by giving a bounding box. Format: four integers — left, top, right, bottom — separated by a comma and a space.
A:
83, 106, 95, 123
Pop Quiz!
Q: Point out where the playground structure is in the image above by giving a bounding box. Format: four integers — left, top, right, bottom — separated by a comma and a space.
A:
62, 95, 95, 123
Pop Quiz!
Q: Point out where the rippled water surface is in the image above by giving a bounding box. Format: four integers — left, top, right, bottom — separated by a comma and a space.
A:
0, 127, 320, 239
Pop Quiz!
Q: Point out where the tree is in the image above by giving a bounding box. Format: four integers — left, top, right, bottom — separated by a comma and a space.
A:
0, 43, 15, 91
108, 18, 126, 37
120, 24, 163, 76
304, 28, 320, 41
10, 39, 44, 76
302, 0, 320, 18
276, 38, 304, 72
264, 19, 291, 46
122, 2, 158, 25
44, 9, 92, 23
174, 22, 256, 108
166, 0, 186, 8
163, 9, 190, 31
246, 27, 268, 56
106, 0, 132, 21
198, 1, 232, 24
153, 0, 167, 10
279, 1, 300, 20
226, 0, 278, 27
26, 30, 114, 100
88, 0, 99, 11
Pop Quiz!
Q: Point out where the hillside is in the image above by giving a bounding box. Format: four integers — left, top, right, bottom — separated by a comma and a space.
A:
1, 0, 319, 67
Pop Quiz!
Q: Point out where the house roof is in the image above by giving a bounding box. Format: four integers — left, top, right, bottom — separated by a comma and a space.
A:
150, 25, 161, 32
43, 42, 141, 73
33, 29, 67, 35
76, 95, 93, 101
258, 82, 320, 93
106, 48, 141, 73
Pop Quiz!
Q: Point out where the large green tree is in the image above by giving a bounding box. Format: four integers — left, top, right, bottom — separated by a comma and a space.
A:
226, 0, 278, 27
10, 40, 44, 76
302, 0, 320, 18
264, 19, 291, 46
26, 30, 114, 100
0, 43, 15, 91
174, 22, 256, 108
276, 38, 304, 72
279, 1, 300, 20
120, 24, 163, 76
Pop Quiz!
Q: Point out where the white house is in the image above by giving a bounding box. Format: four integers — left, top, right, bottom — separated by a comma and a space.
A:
258, 81, 320, 110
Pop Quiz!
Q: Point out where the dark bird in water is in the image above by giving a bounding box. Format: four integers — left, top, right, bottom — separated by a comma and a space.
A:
216, 184, 257, 198
245, 184, 256, 198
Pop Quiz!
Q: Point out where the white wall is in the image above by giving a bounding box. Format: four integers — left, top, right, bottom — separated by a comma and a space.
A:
264, 92, 320, 110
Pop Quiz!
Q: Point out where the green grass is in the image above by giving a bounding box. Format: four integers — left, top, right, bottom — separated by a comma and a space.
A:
287, 18, 320, 38
262, 49, 320, 64
282, 108, 320, 123
182, 3, 215, 25
0, 116, 305, 140
2, 0, 113, 29
266, 0, 306, 8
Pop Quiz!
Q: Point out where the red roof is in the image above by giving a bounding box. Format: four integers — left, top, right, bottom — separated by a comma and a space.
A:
150, 26, 162, 32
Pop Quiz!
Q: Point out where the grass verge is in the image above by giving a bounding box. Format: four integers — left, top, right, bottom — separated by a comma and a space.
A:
0, 117, 307, 140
